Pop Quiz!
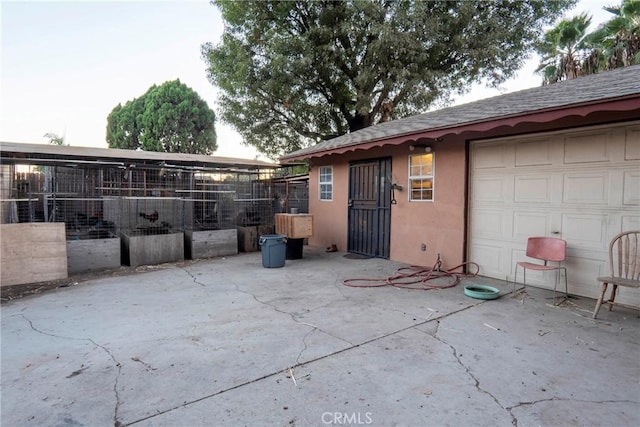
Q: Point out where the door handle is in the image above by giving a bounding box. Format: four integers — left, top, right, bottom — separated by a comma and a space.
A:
551, 230, 560, 234
348, 199, 353, 207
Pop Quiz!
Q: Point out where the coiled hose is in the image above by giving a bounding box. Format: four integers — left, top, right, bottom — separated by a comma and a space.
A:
343, 255, 480, 290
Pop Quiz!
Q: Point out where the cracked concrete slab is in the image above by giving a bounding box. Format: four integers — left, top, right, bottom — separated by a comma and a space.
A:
2, 246, 639, 426
136, 327, 514, 427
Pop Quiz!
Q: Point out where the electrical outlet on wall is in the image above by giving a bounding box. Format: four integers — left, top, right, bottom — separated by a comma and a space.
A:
420, 243, 427, 251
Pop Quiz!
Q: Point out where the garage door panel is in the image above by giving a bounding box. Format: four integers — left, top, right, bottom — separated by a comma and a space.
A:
473, 176, 508, 202
474, 143, 507, 169
514, 175, 552, 203
615, 287, 640, 308
566, 256, 603, 299
625, 127, 640, 160
623, 170, 640, 205
513, 212, 549, 240
621, 215, 640, 232
515, 138, 552, 166
563, 173, 609, 204
470, 243, 504, 278
561, 213, 607, 249
471, 209, 506, 239
564, 130, 611, 163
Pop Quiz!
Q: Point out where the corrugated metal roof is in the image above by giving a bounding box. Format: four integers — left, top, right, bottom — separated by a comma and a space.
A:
0, 141, 279, 170
281, 64, 640, 160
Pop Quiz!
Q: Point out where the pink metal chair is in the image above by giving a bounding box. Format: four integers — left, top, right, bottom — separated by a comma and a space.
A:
514, 237, 568, 304
592, 230, 640, 319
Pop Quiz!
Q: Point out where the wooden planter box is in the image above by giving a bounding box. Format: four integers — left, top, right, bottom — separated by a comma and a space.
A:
122, 232, 184, 267
275, 214, 314, 238
67, 237, 121, 274
185, 229, 238, 259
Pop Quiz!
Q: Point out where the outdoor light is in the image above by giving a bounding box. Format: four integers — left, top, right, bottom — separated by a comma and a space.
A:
409, 144, 432, 153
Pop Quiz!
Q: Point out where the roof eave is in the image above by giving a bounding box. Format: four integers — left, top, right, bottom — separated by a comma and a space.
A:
280, 95, 640, 162
0, 141, 280, 170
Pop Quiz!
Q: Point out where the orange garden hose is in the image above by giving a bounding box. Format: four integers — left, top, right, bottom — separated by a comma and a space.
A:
343, 255, 480, 290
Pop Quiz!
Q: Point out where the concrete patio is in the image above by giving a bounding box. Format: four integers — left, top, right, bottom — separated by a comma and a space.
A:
1, 246, 639, 427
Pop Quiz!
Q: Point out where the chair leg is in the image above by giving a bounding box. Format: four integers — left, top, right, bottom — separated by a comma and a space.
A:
553, 267, 569, 305
608, 285, 618, 312
593, 282, 608, 319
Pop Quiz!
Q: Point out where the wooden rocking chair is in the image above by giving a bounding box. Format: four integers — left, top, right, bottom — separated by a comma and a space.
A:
592, 230, 640, 319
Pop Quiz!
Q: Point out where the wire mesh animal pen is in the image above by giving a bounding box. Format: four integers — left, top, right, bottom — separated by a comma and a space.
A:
0, 143, 308, 237
0, 142, 310, 278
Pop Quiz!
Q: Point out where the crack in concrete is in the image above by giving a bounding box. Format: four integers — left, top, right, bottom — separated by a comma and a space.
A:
413, 307, 640, 427
125, 293, 483, 426
507, 397, 640, 411
175, 267, 350, 378
18, 314, 124, 427
228, 277, 355, 348
415, 308, 519, 426
179, 267, 207, 287
295, 328, 316, 365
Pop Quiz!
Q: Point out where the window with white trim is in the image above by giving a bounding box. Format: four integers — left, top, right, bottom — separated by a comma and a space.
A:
409, 153, 434, 201
319, 166, 333, 201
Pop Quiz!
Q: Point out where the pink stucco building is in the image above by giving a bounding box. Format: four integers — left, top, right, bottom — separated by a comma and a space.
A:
281, 65, 640, 307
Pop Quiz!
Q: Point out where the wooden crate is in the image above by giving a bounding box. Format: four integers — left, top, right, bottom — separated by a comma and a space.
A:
275, 214, 313, 238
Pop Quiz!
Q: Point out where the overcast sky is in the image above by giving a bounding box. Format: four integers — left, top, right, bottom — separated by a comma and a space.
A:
0, 0, 614, 160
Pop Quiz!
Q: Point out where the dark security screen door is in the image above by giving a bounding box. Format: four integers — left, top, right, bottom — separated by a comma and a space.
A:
348, 158, 391, 258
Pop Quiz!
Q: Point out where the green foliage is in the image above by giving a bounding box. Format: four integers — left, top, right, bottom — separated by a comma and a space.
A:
202, 0, 574, 158
536, 13, 594, 83
44, 132, 65, 145
590, 0, 640, 69
537, 0, 640, 83
107, 80, 217, 154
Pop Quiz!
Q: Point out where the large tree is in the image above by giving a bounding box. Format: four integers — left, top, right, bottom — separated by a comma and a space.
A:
202, 0, 574, 157
107, 80, 217, 154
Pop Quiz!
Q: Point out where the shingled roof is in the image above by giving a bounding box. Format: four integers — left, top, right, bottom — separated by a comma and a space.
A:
281, 64, 640, 161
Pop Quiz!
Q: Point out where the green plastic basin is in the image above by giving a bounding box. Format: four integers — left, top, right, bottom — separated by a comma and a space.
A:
464, 284, 500, 300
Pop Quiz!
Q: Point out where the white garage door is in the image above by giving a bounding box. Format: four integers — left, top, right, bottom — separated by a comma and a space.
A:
468, 121, 640, 307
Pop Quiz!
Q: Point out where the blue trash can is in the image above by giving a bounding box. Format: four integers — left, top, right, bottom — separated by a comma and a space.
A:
259, 234, 286, 268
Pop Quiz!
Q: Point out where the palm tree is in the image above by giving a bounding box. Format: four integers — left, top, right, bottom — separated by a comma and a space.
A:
536, 13, 594, 84
589, 0, 640, 69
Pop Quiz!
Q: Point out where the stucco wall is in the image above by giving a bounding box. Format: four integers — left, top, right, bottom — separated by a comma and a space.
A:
308, 156, 350, 252
308, 140, 467, 269
388, 140, 466, 268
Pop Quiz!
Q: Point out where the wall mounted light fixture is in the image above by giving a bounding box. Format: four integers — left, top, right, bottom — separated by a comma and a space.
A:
409, 144, 432, 153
